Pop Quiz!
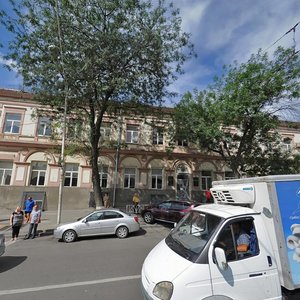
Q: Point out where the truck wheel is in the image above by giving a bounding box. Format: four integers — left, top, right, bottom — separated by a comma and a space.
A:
144, 212, 154, 224
116, 226, 129, 238
63, 230, 77, 243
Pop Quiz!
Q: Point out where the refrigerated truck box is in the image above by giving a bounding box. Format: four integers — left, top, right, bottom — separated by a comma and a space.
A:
211, 175, 300, 294
141, 175, 300, 300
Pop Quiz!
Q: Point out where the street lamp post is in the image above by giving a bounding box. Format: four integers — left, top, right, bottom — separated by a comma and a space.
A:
55, 0, 68, 224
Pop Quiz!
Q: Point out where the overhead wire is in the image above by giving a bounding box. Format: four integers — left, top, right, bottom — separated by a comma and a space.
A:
264, 21, 300, 52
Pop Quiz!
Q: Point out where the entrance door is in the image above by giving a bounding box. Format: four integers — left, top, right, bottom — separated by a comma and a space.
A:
208, 216, 281, 300
176, 164, 190, 201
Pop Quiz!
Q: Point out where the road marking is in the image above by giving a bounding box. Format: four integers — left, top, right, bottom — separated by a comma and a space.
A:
0, 274, 141, 295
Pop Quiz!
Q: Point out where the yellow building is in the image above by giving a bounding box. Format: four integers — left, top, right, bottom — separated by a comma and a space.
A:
0, 88, 299, 210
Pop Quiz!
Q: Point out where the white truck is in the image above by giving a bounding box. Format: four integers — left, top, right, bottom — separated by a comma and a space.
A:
141, 175, 300, 300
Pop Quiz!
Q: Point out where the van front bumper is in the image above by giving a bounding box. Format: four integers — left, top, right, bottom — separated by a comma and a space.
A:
141, 281, 155, 300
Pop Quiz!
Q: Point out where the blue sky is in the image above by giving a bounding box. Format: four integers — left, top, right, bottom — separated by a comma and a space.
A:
0, 0, 300, 104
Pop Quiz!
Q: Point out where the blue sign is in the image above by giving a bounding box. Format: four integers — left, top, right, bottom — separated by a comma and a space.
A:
275, 181, 300, 286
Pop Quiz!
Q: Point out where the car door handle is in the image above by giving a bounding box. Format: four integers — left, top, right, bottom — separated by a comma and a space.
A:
249, 273, 263, 277
267, 256, 272, 267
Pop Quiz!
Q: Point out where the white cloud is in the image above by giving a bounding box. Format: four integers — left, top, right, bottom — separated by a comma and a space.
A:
171, 0, 300, 96
0, 52, 18, 72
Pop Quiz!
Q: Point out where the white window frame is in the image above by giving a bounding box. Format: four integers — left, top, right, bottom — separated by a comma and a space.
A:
37, 117, 52, 136
177, 139, 188, 147
100, 123, 111, 141
67, 119, 83, 139
124, 168, 136, 189
151, 168, 163, 189
30, 161, 47, 186
152, 128, 164, 145
0, 161, 13, 185
3, 113, 21, 134
201, 170, 212, 190
98, 165, 108, 188
282, 138, 292, 151
64, 163, 79, 187
126, 125, 139, 144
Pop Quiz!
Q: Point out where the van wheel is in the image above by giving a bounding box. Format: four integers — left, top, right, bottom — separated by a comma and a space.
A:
116, 226, 129, 238
63, 230, 77, 243
144, 212, 154, 224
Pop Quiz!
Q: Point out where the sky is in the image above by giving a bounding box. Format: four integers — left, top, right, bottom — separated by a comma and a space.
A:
0, 0, 300, 106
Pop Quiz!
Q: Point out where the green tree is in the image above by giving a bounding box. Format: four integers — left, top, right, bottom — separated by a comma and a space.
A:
1, 0, 193, 205
174, 47, 300, 177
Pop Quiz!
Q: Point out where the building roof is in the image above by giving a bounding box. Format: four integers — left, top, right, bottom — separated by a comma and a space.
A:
0, 88, 33, 100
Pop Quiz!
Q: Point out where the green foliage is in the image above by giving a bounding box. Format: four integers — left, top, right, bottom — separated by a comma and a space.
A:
174, 47, 300, 177
1, 0, 193, 202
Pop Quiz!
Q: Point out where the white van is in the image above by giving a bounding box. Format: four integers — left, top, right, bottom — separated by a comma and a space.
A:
141, 175, 300, 299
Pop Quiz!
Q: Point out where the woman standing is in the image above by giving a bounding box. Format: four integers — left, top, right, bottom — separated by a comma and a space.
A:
10, 206, 24, 241
25, 204, 41, 239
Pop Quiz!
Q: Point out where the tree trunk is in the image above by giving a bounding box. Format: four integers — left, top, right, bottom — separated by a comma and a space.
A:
91, 143, 103, 207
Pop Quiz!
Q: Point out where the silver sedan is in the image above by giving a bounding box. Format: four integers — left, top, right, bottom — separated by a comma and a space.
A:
54, 208, 140, 243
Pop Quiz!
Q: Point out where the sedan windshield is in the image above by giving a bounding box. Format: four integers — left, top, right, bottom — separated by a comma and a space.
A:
166, 211, 222, 262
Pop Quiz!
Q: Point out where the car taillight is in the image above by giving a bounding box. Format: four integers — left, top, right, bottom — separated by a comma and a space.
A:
134, 216, 139, 223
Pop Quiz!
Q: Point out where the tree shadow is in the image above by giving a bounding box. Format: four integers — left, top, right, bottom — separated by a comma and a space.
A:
0, 256, 27, 273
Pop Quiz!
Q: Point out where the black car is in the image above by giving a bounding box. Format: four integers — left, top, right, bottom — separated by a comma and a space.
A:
141, 200, 196, 224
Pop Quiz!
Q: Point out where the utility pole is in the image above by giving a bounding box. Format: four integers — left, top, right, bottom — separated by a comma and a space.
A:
55, 0, 68, 224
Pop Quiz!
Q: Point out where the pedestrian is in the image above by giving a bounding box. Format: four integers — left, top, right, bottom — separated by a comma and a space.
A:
24, 196, 35, 223
24, 204, 41, 239
9, 206, 24, 241
132, 192, 140, 213
103, 193, 110, 208
205, 190, 211, 203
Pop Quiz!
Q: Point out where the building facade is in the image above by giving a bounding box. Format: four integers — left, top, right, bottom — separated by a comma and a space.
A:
0, 88, 300, 210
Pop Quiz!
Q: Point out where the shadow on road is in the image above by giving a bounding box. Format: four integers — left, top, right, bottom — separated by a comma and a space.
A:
0, 256, 27, 273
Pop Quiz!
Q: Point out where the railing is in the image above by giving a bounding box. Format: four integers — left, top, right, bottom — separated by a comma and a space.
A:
126, 204, 146, 214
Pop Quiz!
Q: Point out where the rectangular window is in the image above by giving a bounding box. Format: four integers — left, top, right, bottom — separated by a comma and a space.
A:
30, 162, 47, 186
225, 171, 235, 180
37, 117, 52, 136
152, 128, 164, 145
193, 177, 199, 187
100, 123, 111, 141
67, 119, 83, 139
0, 161, 13, 185
216, 219, 259, 262
201, 171, 212, 190
177, 139, 188, 147
3, 113, 21, 134
124, 168, 135, 189
151, 169, 163, 189
64, 163, 79, 187
282, 138, 292, 151
126, 125, 139, 144
98, 165, 108, 188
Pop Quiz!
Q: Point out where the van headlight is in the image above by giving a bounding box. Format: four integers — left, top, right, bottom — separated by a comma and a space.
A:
153, 281, 173, 300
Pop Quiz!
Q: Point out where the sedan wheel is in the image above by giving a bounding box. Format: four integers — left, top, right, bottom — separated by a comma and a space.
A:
63, 229, 77, 243
144, 212, 154, 224
116, 226, 129, 238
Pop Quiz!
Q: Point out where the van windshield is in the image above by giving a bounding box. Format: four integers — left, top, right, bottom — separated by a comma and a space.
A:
166, 211, 222, 262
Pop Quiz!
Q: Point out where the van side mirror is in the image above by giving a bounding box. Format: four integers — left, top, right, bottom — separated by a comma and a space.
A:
215, 247, 228, 270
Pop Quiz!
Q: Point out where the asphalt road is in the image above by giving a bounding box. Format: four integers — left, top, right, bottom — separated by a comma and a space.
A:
0, 224, 171, 300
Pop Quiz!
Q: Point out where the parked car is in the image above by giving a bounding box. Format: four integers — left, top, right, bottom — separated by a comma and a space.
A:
0, 234, 5, 256
141, 200, 196, 224
54, 208, 140, 243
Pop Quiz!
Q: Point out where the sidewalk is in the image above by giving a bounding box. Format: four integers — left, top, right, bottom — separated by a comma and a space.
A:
0, 208, 94, 238
0, 207, 149, 239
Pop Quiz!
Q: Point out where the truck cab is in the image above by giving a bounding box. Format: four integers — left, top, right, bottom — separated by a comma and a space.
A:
142, 175, 300, 300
